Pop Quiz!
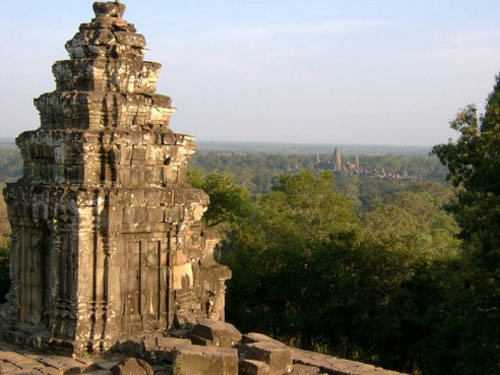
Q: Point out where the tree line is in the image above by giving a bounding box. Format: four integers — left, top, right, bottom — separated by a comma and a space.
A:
190, 151, 448, 195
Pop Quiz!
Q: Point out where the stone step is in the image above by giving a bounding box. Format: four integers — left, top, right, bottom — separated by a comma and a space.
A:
239, 342, 293, 375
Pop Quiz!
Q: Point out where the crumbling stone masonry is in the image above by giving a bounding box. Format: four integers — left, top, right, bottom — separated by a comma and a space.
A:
1, 1, 231, 354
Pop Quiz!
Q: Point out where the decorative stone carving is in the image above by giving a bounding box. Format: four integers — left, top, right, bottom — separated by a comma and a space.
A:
1, 1, 230, 354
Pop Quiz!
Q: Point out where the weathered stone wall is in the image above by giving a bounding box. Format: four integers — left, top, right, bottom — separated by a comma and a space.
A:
1, 1, 230, 354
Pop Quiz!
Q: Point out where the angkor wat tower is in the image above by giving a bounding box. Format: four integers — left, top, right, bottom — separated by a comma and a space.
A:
1, 1, 230, 353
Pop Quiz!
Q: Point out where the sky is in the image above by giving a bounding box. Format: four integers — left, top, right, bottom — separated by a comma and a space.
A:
1, 1, 499, 146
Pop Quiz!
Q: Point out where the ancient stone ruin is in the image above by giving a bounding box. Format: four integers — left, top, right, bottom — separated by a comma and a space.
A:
1, 0, 230, 353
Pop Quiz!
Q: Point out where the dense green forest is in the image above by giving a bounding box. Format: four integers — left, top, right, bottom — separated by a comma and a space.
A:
0, 79, 498, 374
189, 170, 464, 374
190, 151, 448, 195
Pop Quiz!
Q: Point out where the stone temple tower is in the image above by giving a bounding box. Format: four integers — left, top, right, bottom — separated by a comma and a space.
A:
333, 147, 343, 172
1, 1, 230, 353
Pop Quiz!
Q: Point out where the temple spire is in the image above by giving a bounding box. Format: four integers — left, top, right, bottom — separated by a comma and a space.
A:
334, 147, 343, 172
2, 0, 230, 355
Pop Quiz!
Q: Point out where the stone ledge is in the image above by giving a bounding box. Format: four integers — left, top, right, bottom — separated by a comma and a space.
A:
243, 333, 408, 375
292, 348, 407, 375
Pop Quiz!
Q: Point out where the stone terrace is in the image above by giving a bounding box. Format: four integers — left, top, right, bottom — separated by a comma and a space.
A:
1, 323, 408, 375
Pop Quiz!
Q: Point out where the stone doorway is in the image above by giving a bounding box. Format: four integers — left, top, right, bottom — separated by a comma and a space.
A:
120, 237, 170, 334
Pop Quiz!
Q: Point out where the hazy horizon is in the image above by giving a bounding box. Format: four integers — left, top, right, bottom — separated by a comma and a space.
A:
0, 137, 434, 155
1, 0, 499, 145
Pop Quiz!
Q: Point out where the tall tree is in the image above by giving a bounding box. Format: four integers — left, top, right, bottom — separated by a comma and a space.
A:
432, 74, 500, 375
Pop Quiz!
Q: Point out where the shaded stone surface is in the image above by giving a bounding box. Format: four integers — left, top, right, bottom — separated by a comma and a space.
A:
1, 0, 230, 355
239, 359, 271, 375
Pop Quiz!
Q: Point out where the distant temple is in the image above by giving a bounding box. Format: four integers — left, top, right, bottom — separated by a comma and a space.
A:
315, 147, 415, 179
315, 147, 360, 174
333, 147, 342, 172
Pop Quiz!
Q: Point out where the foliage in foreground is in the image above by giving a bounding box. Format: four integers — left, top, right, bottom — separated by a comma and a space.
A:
191, 169, 462, 374
431, 73, 500, 375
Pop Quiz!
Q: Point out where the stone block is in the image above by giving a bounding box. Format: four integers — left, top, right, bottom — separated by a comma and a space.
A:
239, 359, 271, 375
190, 319, 242, 348
145, 190, 161, 206
157, 337, 192, 350
172, 346, 238, 375
110, 359, 154, 375
241, 342, 293, 375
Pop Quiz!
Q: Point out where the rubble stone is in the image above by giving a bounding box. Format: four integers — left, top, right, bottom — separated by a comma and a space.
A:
110, 358, 154, 375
